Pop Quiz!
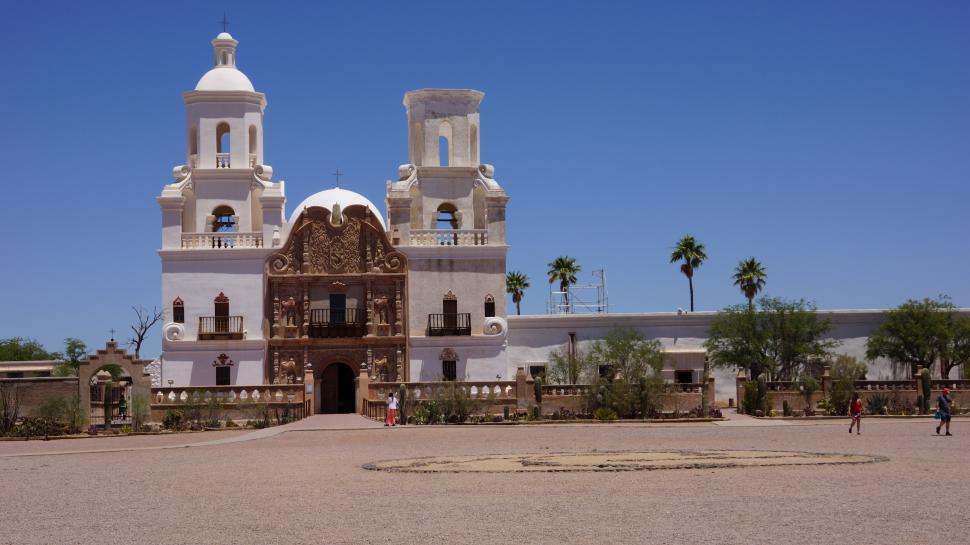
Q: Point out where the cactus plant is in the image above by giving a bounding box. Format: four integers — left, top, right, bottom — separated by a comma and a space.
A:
398, 383, 408, 425
757, 373, 768, 415
533, 376, 543, 403
920, 368, 931, 414
782, 399, 791, 417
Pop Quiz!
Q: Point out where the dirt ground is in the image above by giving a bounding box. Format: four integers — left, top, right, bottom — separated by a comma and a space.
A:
0, 416, 966, 545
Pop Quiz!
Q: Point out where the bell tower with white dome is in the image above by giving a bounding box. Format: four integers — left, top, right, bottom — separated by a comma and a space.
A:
156, 32, 285, 388
387, 89, 511, 382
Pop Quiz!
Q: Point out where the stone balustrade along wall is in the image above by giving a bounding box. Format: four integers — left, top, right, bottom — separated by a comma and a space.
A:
365, 367, 715, 418
736, 367, 970, 414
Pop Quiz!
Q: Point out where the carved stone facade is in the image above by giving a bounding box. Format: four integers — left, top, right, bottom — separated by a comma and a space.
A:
265, 203, 407, 411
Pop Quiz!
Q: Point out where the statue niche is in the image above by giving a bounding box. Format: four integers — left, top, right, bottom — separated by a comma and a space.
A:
275, 357, 300, 384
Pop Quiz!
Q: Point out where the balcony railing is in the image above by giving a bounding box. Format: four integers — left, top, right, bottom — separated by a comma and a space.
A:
411, 229, 488, 246
216, 153, 231, 168
308, 308, 366, 338
428, 313, 471, 336
181, 232, 264, 249
198, 316, 244, 340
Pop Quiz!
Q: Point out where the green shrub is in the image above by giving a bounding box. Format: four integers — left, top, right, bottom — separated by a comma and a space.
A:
826, 356, 866, 416
412, 400, 442, 425
162, 409, 185, 431
593, 407, 617, 421
11, 417, 67, 438
866, 393, 889, 415
433, 384, 481, 423
224, 416, 238, 428
129, 395, 149, 432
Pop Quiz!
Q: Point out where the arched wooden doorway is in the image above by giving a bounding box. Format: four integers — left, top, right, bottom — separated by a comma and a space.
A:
319, 362, 355, 414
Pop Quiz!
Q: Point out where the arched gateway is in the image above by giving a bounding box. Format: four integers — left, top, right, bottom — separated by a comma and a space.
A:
265, 189, 408, 414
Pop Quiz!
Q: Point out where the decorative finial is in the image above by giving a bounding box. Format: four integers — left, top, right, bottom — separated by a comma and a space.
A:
110, 328, 116, 341
333, 168, 343, 187
220, 13, 230, 33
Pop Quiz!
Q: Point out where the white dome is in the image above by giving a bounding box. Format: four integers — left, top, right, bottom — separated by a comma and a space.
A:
288, 188, 387, 230
195, 67, 255, 92
216, 32, 234, 40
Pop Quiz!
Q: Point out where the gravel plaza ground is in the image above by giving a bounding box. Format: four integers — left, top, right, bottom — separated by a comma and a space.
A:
1, 414, 967, 545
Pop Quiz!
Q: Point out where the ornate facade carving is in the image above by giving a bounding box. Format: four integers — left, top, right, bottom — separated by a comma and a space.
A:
265, 203, 409, 389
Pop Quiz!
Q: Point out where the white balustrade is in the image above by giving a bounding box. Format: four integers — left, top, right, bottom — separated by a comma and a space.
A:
410, 229, 488, 246
216, 153, 231, 168
181, 232, 264, 249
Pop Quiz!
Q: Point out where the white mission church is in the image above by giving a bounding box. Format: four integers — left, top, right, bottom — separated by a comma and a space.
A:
156, 33, 908, 411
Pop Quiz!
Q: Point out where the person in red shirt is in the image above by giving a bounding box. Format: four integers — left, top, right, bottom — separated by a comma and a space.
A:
848, 393, 863, 435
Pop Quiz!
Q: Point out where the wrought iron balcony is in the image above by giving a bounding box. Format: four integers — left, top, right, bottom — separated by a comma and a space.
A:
308, 308, 366, 338
427, 313, 471, 336
198, 316, 244, 340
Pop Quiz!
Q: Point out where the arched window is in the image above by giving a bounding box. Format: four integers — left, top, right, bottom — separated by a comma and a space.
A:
222, 51, 228, 65
216, 122, 231, 168
172, 297, 184, 324
435, 203, 459, 230
438, 120, 452, 166
212, 206, 237, 232
484, 294, 495, 318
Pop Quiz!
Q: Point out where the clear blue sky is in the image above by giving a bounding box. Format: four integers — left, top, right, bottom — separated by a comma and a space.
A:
2, 1, 968, 358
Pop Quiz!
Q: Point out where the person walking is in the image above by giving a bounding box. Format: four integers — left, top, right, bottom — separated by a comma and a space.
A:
385, 392, 398, 427
848, 393, 863, 435
936, 387, 952, 436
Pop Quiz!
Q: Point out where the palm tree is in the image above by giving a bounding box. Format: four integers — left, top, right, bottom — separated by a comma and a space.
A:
733, 258, 767, 309
547, 256, 581, 311
505, 271, 530, 316
669, 235, 707, 312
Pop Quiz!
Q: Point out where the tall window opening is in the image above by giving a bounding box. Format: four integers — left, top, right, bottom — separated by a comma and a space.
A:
216, 366, 231, 385
172, 297, 184, 323
216, 122, 231, 153
438, 120, 453, 166
214, 292, 230, 334
443, 292, 458, 331
439, 136, 449, 166
330, 293, 347, 324
442, 360, 457, 381
212, 206, 237, 232
248, 125, 257, 164
484, 294, 495, 318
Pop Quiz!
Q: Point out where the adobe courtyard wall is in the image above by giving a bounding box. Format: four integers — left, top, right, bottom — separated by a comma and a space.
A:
0, 377, 78, 416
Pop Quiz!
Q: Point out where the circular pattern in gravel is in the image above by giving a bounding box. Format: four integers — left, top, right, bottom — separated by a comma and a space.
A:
364, 449, 886, 473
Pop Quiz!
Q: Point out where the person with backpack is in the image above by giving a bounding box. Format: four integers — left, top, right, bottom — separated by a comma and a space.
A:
848, 392, 863, 435
936, 387, 952, 436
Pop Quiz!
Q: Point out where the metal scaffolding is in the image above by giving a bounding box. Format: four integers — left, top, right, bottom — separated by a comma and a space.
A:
547, 269, 609, 314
